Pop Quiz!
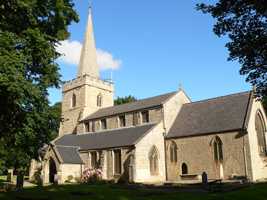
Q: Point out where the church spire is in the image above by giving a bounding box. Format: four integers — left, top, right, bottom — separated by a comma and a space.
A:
77, 6, 99, 78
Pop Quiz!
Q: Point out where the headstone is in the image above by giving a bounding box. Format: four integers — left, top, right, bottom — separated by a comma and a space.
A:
7, 169, 13, 183
202, 172, 208, 185
16, 172, 24, 190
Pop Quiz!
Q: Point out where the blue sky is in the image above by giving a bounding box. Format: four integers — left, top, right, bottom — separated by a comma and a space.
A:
49, 0, 251, 105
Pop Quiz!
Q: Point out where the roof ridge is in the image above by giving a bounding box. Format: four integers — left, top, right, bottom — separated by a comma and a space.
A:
105, 91, 176, 109
76, 123, 157, 136
183, 90, 252, 106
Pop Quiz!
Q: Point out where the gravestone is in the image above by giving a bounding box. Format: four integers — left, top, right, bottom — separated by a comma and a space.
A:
7, 169, 13, 182
202, 172, 208, 185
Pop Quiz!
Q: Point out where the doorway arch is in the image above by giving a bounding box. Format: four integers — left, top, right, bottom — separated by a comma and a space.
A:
49, 158, 57, 183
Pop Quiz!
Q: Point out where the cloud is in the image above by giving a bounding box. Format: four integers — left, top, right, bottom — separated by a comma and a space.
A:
56, 40, 121, 70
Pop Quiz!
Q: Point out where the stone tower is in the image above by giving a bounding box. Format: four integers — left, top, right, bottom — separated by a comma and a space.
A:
59, 7, 114, 136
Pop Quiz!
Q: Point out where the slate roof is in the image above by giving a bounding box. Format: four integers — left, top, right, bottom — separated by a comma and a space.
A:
54, 123, 156, 151
55, 146, 83, 164
166, 91, 253, 139
82, 92, 176, 121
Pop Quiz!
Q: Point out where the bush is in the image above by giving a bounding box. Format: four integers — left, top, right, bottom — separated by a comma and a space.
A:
81, 168, 102, 183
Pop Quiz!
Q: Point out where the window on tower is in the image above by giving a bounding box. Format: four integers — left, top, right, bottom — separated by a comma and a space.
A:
97, 94, 103, 107
72, 94, 76, 108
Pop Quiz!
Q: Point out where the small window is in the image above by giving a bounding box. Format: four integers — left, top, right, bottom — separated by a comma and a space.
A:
114, 150, 121, 174
119, 115, 126, 127
141, 111, 149, 124
101, 119, 107, 130
133, 112, 139, 126
170, 141, 178, 163
85, 122, 90, 132
181, 163, 188, 175
97, 94, 103, 107
91, 121, 96, 132
72, 94, 76, 108
213, 136, 223, 161
91, 152, 97, 169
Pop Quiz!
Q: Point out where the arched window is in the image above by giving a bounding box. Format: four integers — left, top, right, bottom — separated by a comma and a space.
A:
149, 146, 159, 176
72, 94, 76, 108
97, 94, 103, 107
213, 136, 223, 161
255, 111, 267, 155
181, 163, 188, 175
170, 141, 178, 163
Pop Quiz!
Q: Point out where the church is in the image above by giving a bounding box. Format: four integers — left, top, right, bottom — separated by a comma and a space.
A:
29, 8, 267, 184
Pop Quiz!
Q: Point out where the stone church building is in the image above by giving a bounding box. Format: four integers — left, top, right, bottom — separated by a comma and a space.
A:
29, 8, 267, 184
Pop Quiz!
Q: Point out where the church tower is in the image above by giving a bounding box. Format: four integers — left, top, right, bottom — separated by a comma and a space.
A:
59, 7, 114, 136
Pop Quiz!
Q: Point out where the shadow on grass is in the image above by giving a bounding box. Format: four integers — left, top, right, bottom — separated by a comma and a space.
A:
0, 182, 266, 200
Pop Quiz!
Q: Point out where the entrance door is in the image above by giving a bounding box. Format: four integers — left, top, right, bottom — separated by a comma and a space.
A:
49, 158, 57, 183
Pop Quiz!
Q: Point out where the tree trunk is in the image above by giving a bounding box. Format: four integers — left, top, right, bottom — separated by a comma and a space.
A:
16, 171, 24, 190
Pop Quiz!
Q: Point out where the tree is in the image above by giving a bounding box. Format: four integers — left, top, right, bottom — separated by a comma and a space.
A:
114, 95, 137, 105
48, 102, 62, 140
197, 0, 267, 110
0, 0, 78, 185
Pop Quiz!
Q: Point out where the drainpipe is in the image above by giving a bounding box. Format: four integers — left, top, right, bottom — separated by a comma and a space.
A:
162, 106, 168, 181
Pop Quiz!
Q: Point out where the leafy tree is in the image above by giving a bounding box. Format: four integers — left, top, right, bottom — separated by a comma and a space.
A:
48, 102, 62, 140
114, 95, 137, 105
196, 0, 267, 110
0, 0, 78, 183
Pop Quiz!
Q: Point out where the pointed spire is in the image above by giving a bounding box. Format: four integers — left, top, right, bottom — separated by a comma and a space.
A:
77, 5, 99, 78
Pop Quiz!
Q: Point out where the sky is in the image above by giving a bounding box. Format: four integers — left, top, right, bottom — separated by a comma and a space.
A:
49, 0, 251, 105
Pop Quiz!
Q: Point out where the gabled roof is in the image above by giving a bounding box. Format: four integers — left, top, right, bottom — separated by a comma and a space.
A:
54, 146, 83, 164
82, 92, 176, 121
54, 123, 156, 150
166, 91, 253, 139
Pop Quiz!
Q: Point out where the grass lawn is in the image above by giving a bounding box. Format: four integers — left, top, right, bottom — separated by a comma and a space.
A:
0, 183, 267, 200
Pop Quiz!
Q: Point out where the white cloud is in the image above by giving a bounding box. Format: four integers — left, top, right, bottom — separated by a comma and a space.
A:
56, 40, 121, 70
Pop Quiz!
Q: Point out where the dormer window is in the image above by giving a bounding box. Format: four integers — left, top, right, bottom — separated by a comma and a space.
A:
97, 94, 103, 107
72, 94, 76, 108
141, 110, 149, 123
119, 115, 126, 127
100, 119, 107, 130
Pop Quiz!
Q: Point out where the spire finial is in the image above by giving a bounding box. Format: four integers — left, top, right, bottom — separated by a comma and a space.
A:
88, 0, 92, 13
178, 82, 183, 91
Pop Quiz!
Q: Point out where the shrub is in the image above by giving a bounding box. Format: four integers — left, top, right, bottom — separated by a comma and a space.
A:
81, 168, 102, 183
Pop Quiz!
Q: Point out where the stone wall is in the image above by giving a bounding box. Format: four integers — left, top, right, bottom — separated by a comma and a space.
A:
134, 123, 166, 183
166, 131, 251, 181
246, 99, 267, 181
79, 107, 163, 133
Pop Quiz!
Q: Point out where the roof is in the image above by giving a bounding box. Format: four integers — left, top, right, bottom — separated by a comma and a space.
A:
166, 91, 253, 139
55, 146, 83, 164
54, 123, 156, 150
82, 92, 176, 121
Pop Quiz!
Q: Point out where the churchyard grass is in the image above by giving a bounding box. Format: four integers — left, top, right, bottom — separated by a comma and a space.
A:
0, 182, 267, 200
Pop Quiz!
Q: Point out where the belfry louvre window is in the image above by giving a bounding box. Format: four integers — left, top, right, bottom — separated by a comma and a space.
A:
255, 111, 267, 156
119, 115, 126, 127
101, 119, 107, 130
71, 94, 76, 108
91, 152, 97, 168
97, 94, 102, 107
149, 146, 159, 176
114, 150, 121, 174
170, 141, 178, 163
213, 136, 223, 161
141, 111, 149, 124
92, 121, 96, 132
